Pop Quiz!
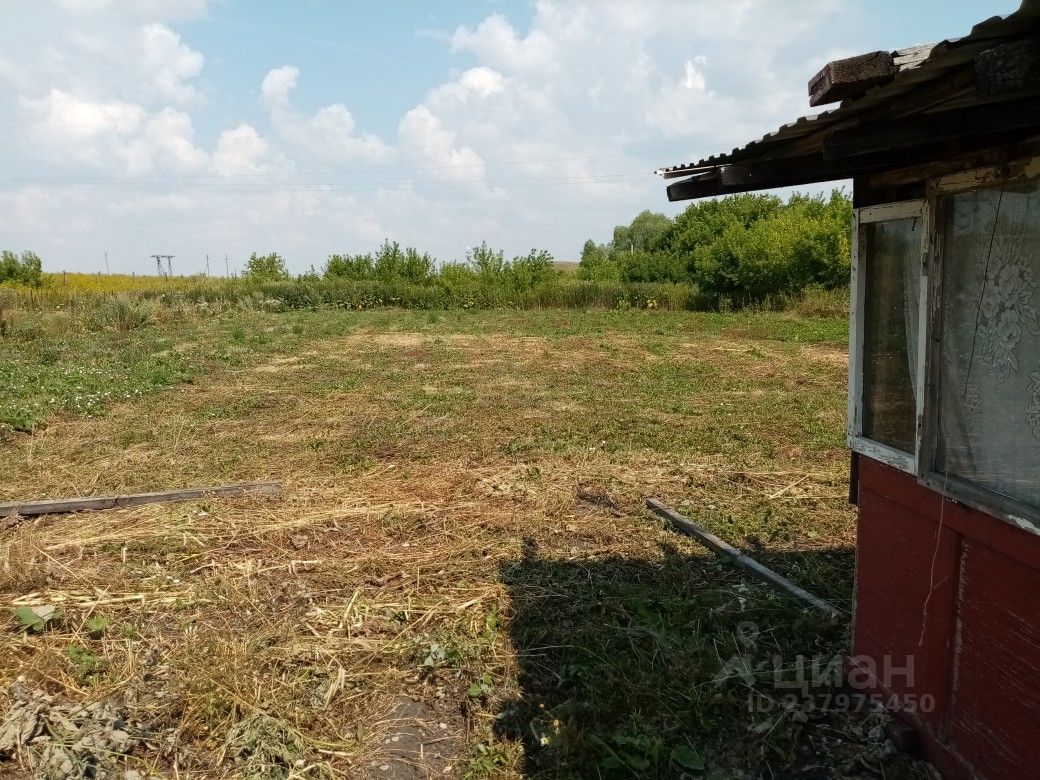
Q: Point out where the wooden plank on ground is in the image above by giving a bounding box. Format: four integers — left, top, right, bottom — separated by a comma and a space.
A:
646, 498, 843, 619
0, 481, 282, 520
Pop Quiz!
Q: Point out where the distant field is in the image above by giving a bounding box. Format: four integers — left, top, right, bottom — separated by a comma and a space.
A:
38, 271, 201, 292
0, 308, 930, 778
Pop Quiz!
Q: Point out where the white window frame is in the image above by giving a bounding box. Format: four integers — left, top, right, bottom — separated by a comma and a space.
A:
847, 199, 929, 474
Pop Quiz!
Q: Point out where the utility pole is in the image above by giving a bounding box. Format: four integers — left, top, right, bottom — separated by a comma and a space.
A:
205, 253, 210, 276
104, 251, 110, 275
225, 253, 230, 277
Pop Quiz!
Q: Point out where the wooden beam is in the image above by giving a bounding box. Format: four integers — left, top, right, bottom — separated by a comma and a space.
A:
646, 498, 843, 619
824, 96, 1040, 160
0, 481, 282, 520
809, 50, 897, 107
892, 43, 936, 71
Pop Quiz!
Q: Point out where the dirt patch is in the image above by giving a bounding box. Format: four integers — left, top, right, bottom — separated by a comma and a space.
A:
802, 343, 848, 367
361, 697, 463, 780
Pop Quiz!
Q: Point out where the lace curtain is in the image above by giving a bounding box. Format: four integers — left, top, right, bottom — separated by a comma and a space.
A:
937, 180, 1040, 509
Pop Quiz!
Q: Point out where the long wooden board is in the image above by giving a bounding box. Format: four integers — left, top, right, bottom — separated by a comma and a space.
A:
0, 481, 282, 519
646, 498, 843, 619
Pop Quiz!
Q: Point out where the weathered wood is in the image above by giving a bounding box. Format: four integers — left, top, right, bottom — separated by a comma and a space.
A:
666, 134, 1005, 200
823, 96, 1040, 160
0, 481, 282, 519
809, 50, 897, 107
975, 37, 1040, 96
646, 498, 843, 619
893, 43, 936, 70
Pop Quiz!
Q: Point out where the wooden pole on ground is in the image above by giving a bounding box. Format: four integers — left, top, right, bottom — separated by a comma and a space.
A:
0, 482, 282, 520
646, 498, 843, 619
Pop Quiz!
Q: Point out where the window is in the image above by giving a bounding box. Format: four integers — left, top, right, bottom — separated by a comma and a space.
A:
848, 161, 1040, 528
932, 179, 1040, 514
849, 202, 927, 471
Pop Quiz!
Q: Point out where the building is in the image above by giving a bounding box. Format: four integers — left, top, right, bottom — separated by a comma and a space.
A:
658, 3, 1040, 778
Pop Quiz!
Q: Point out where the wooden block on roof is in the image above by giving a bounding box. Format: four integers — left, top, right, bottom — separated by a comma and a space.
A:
975, 37, 1040, 96
809, 50, 898, 107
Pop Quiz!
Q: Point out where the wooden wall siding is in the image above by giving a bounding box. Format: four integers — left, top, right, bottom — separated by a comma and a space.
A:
854, 458, 1040, 779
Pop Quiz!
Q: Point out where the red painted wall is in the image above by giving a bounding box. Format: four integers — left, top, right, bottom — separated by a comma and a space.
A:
853, 458, 1040, 779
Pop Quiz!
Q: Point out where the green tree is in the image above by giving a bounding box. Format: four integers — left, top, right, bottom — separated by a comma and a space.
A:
325, 253, 374, 280
505, 249, 560, 291
373, 240, 404, 281
0, 250, 44, 286
467, 242, 506, 278
243, 252, 290, 282
0, 250, 20, 283
618, 250, 685, 284
690, 190, 852, 307
399, 246, 434, 284
577, 240, 621, 282
612, 210, 673, 254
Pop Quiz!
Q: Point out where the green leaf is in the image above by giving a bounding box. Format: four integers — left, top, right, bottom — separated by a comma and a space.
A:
85, 615, 109, 639
671, 745, 705, 771
12, 605, 59, 633
467, 683, 485, 698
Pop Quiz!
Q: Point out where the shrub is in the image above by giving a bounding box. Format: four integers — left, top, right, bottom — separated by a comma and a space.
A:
579, 189, 852, 308
0, 250, 44, 287
243, 253, 290, 282
85, 294, 156, 332
325, 253, 374, 280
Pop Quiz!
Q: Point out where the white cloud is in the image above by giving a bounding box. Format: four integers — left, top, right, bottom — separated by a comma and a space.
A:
23, 90, 211, 175
27, 89, 147, 167
399, 105, 486, 181
123, 108, 208, 174
55, 0, 214, 22
260, 65, 298, 110
2, 0, 870, 272
260, 65, 391, 165
450, 14, 557, 76
140, 24, 204, 105
212, 124, 287, 176
683, 57, 708, 92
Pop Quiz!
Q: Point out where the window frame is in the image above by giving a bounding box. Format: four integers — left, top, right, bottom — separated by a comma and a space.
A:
916, 163, 1040, 531
848, 199, 930, 475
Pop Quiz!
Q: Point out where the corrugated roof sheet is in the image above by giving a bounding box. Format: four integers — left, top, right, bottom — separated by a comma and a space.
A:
657, 0, 1040, 179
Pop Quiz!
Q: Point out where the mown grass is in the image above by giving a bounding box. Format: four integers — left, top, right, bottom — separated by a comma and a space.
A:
0, 308, 931, 779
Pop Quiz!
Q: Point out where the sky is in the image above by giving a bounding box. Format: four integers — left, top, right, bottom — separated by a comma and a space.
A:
0, 0, 1019, 275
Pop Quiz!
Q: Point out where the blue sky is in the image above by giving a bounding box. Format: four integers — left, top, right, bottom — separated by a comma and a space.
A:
0, 0, 1018, 274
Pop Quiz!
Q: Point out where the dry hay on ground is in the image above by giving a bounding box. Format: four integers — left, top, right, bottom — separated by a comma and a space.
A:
0, 314, 929, 779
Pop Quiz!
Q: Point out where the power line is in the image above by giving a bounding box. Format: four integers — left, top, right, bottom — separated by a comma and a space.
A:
0, 172, 652, 196
0, 147, 695, 186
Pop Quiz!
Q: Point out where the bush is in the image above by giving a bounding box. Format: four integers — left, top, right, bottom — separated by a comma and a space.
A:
243, 253, 290, 282
0, 250, 44, 287
85, 294, 156, 332
578, 190, 852, 308
325, 253, 374, 280
504, 250, 560, 291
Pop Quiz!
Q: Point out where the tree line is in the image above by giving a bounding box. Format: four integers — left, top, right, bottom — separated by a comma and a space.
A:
7, 190, 853, 311
578, 190, 852, 307
243, 241, 562, 294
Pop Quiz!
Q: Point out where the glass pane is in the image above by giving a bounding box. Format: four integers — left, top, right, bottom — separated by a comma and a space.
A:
861, 217, 921, 453
937, 179, 1040, 510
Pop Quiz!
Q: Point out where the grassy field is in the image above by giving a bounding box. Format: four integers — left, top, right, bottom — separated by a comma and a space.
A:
0, 308, 930, 779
